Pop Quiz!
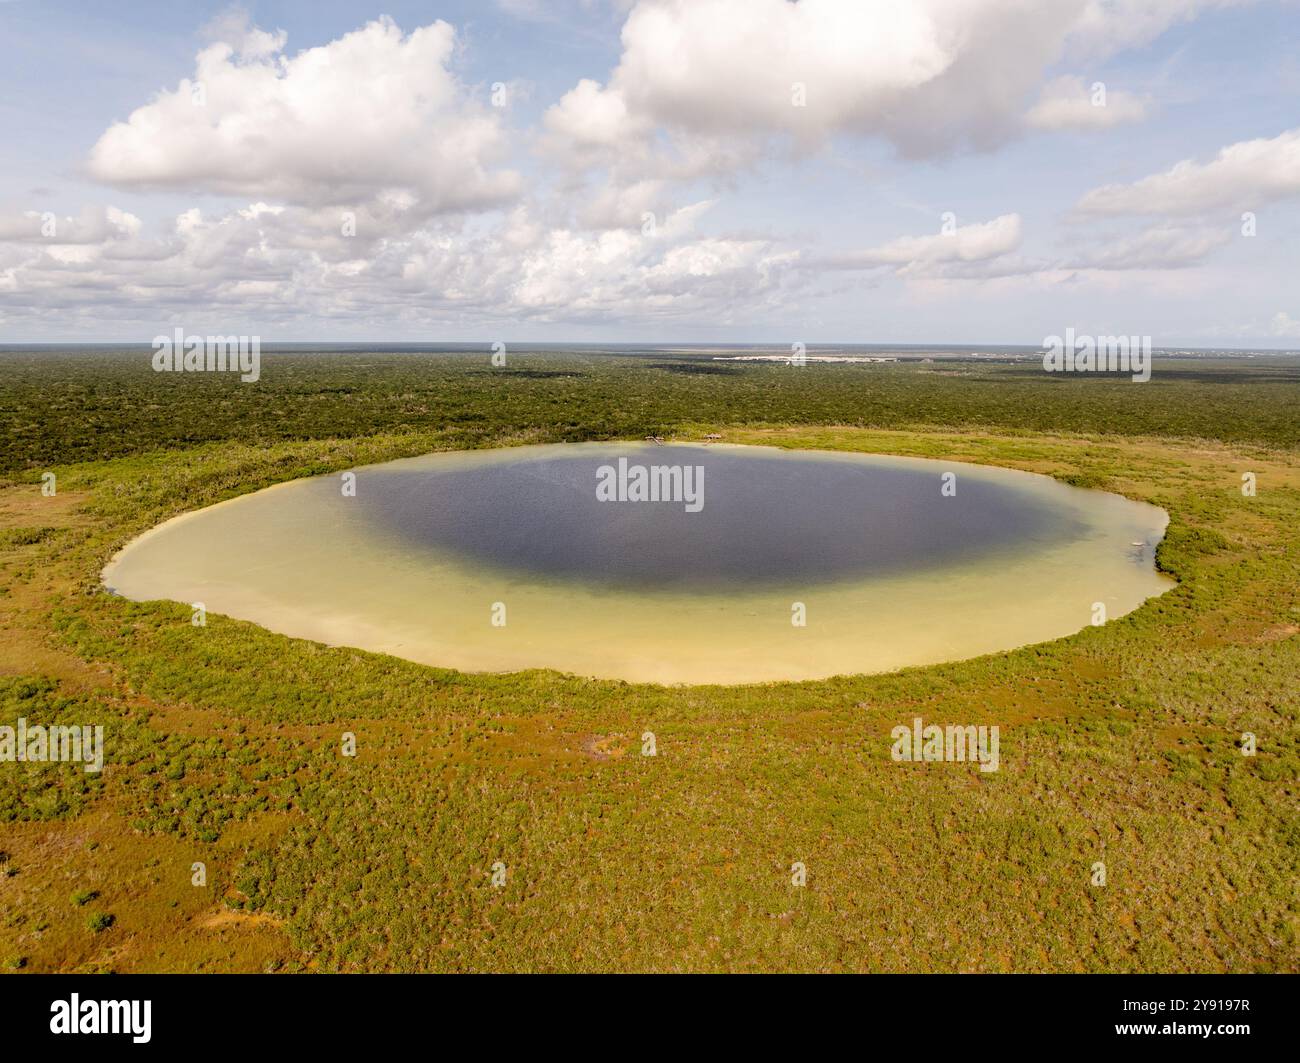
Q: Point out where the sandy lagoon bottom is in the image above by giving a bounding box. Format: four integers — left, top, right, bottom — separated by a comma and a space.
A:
103, 443, 1173, 684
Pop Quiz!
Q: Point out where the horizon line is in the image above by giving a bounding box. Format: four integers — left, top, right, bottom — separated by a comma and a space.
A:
2, 340, 1299, 354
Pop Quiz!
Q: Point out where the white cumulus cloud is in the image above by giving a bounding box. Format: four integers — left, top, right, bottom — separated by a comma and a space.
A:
1076, 127, 1300, 215
87, 15, 520, 216
545, 0, 1227, 168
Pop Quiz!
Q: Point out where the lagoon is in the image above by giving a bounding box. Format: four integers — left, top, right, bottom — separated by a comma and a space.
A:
103, 443, 1173, 684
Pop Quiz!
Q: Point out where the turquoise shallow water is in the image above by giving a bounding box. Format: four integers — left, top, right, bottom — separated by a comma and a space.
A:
103, 443, 1174, 684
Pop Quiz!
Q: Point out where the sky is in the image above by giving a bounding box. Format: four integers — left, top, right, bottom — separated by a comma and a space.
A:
0, 0, 1298, 345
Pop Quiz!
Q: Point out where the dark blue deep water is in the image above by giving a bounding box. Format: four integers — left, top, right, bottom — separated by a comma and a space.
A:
359, 446, 1081, 591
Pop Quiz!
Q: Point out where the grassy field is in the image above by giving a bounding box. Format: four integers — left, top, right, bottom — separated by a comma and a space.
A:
1, 350, 1297, 972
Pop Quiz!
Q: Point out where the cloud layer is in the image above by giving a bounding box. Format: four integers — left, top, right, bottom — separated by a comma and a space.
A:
0, 1, 1292, 340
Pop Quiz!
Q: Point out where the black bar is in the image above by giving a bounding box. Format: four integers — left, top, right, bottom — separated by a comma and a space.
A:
2, 973, 1290, 1049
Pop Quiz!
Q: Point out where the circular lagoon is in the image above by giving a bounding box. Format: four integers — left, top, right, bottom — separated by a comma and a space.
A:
103, 443, 1173, 684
